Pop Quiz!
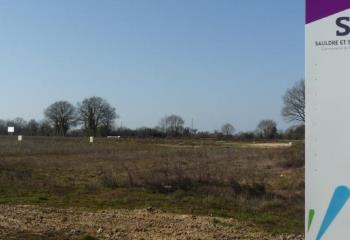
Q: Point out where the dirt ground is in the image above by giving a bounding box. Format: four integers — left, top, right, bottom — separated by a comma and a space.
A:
244, 143, 293, 149
0, 204, 304, 240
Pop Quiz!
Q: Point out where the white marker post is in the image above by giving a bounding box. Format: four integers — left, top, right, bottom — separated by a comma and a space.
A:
306, 0, 350, 239
18, 135, 22, 142
90, 136, 94, 143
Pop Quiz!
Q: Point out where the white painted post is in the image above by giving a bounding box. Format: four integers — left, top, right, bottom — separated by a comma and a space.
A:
90, 136, 94, 143
18, 135, 22, 142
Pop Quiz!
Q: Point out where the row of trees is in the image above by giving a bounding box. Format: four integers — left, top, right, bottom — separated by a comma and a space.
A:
155, 80, 305, 139
0, 115, 304, 140
152, 79, 305, 139
0, 97, 119, 137
123, 115, 301, 140
0, 79, 305, 139
44, 97, 118, 136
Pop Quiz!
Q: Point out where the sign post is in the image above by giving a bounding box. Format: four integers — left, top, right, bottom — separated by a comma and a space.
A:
306, 0, 350, 239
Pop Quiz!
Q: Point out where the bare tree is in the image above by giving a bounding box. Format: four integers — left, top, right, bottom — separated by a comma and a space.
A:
27, 119, 39, 136
0, 119, 6, 135
159, 117, 168, 133
159, 114, 185, 136
100, 104, 118, 136
78, 97, 118, 136
282, 80, 305, 123
44, 101, 77, 136
256, 119, 277, 139
39, 120, 54, 136
221, 123, 235, 136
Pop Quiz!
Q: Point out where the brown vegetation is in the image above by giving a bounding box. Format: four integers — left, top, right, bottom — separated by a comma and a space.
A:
0, 136, 304, 238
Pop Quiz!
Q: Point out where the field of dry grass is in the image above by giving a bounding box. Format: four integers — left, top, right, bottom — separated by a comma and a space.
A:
0, 136, 305, 239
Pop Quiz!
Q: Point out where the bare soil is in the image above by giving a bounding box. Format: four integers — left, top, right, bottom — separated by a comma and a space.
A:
0, 204, 304, 240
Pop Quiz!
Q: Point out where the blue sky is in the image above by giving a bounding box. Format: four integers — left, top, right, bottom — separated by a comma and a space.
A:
0, 0, 305, 132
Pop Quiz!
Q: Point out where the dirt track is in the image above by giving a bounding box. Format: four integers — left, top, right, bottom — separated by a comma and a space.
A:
0, 205, 303, 240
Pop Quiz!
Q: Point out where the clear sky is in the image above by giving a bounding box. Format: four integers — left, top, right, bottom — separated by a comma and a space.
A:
0, 0, 305, 132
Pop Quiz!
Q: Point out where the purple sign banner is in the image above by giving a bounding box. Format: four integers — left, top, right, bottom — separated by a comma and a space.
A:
307, 0, 350, 24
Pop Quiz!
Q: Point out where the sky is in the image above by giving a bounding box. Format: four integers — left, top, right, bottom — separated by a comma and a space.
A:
0, 0, 305, 132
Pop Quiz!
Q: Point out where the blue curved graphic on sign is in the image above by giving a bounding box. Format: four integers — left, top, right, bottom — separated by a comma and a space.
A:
316, 186, 350, 240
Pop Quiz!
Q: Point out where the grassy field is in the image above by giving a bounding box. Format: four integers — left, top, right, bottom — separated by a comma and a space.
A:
0, 136, 304, 236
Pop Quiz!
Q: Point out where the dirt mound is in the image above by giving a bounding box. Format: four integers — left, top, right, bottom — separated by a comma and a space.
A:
0, 205, 303, 240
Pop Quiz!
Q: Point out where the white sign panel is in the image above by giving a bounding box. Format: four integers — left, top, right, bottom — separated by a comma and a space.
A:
7, 126, 14, 133
306, 1, 350, 239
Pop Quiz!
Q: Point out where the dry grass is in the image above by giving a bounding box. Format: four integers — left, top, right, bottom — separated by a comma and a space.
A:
0, 136, 304, 234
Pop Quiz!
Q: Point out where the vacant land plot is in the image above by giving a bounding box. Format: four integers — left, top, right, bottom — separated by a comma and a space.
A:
0, 137, 305, 239
0, 204, 306, 240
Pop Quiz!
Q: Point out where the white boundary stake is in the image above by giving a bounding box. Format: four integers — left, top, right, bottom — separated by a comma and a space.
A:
306, 0, 350, 239
89, 136, 94, 143
18, 135, 22, 142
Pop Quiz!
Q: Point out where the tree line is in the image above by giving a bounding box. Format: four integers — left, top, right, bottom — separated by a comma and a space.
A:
0, 80, 305, 139
0, 96, 118, 137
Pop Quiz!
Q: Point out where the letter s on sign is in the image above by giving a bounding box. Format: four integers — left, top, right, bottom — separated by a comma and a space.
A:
336, 17, 350, 36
